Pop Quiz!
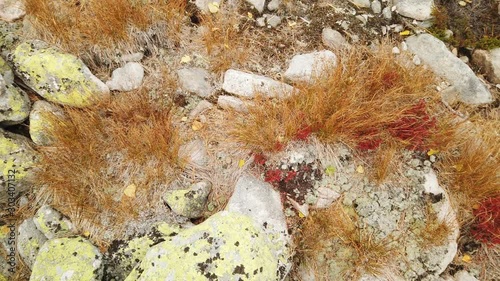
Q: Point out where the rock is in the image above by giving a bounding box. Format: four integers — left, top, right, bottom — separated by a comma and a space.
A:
177, 67, 213, 98
0, 0, 25, 22
30, 237, 103, 281
120, 52, 144, 62
217, 95, 248, 112
371, 0, 382, 13
125, 211, 288, 281
266, 14, 282, 28
454, 270, 479, 281
322, 28, 349, 50
256, 16, 266, 27
314, 187, 340, 209
189, 100, 213, 119
349, 0, 371, 8
106, 62, 144, 92
17, 218, 47, 269
0, 255, 12, 279
284, 50, 338, 83
267, 0, 280, 11
0, 128, 37, 205
222, 69, 296, 98
29, 100, 65, 146
105, 236, 156, 280
0, 56, 14, 84
163, 181, 212, 218
382, 6, 392, 19
0, 71, 30, 126
394, 0, 434, 20
33, 205, 75, 239
392, 46, 401, 54
406, 34, 493, 104
195, 0, 222, 13
246, 0, 266, 13
472, 48, 500, 84
178, 139, 209, 167
10, 40, 109, 107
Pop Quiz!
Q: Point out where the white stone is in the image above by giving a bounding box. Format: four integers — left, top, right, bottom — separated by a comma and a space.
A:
371, 0, 382, 13
350, 0, 371, 8
0, 0, 24, 22
392, 46, 401, 54
121, 52, 143, 62
217, 95, 248, 112
454, 270, 479, 281
284, 50, 338, 83
382, 6, 392, 19
246, 0, 266, 13
266, 15, 281, 28
106, 62, 144, 92
322, 28, 350, 50
267, 0, 280, 11
394, 0, 434, 21
222, 69, 297, 98
472, 48, 500, 84
412, 55, 421, 65
177, 67, 213, 98
194, 0, 222, 13
459, 56, 469, 64
406, 34, 493, 104
189, 100, 213, 119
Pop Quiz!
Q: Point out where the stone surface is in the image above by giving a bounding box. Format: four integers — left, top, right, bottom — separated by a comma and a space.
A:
195, 0, 222, 13
266, 14, 282, 28
267, 0, 280, 11
472, 48, 500, 84
177, 67, 213, 98
30, 237, 103, 281
17, 218, 47, 269
29, 100, 65, 146
0, 71, 30, 126
322, 28, 349, 50
178, 139, 209, 167
105, 236, 156, 281
0, 0, 25, 22
189, 100, 213, 119
125, 211, 287, 281
33, 205, 75, 239
406, 34, 493, 104
10, 40, 109, 107
246, 0, 266, 13
163, 181, 212, 218
314, 187, 340, 209
349, 0, 371, 8
454, 270, 479, 281
371, 0, 382, 13
284, 50, 338, 83
222, 69, 296, 98
394, 0, 434, 20
217, 95, 248, 112
106, 62, 144, 92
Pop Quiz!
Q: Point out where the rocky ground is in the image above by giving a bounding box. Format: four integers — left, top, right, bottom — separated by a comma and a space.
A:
0, 0, 499, 280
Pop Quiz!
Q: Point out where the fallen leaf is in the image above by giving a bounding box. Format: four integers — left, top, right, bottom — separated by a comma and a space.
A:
180, 55, 191, 63
427, 149, 439, 156
356, 165, 364, 174
124, 184, 136, 198
458, 0, 467, 6
83, 231, 91, 237
325, 165, 336, 176
453, 164, 464, 172
462, 254, 472, 263
247, 12, 253, 19
399, 30, 411, 36
298, 212, 305, 218
208, 2, 219, 13
238, 159, 245, 168
192, 120, 203, 131
288, 21, 297, 27
181, 116, 188, 122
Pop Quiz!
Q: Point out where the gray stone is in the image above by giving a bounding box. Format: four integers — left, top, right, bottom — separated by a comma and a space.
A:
178, 139, 209, 167
189, 100, 213, 119
0, 73, 30, 126
350, 0, 371, 8
394, 0, 434, 20
217, 95, 248, 112
222, 69, 296, 98
106, 62, 144, 92
29, 100, 65, 146
472, 48, 500, 84
284, 50, 338, 83
33, 205, 75, 239
266, 14, 282, 28
454, 270, 479, 281
163, 181, 212, 218
322, 28, 349, 50
177, 67, 213, 98
406, 34, 493, 104
267, 0, 280, 11
194, 0, 222, 13
382, 6, 392, 19
121, 52, 144, 62
246, 0, 266, 13
0, 0, 24, 22
17, 218, 47, 269
371, 0, 382, 13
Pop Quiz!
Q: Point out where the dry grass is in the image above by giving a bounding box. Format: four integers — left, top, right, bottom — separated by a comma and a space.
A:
295, 201, 398, 280
416, 203, 454, 248
33, 89, 181, 246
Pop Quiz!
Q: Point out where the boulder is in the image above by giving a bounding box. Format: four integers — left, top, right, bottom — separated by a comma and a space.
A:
406, 34, 493, 104
17, 218, 47, 269
394, 0, 434, 21
163, 181, 212, 218
33, 205, 75, 239
106, 62, 144, 92
10, 40, 109, 107
177, 67, 213, 98
321, 28, 349, 50
0, 0, 25, 22
105, 236, 155, 280
472, 48, 500, 84
284, 50, 338, 83
0, 73, 30, 126
29, 100, 65, 146
222, 69, 296, 98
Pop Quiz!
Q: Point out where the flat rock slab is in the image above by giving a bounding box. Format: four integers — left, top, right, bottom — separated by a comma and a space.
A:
222, 69, 296, 98
284, 50, 338, 83
394, 0, 434, 21
177, 67, 213, 98
406, 34, 493, 104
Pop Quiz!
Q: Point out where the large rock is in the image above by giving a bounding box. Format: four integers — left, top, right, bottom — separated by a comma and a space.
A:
163, 181, 212, 219
222, 69, 297, 98
472, 48, 500, 84
406, 34, 493, 104
17, 218, 47, 269
284, 50, 338, 83
105, 236, 155, 281
29, 100, 65, 146
30, 236, 103, 281
10, 40, 109, 107
394, 0, 434, 21
106, 62, 144, 92
0, 72, 30, 126
177, 67, 213, 98
0, 0, 25, 22
33, 205, 75, 239
125, 211, 287, 281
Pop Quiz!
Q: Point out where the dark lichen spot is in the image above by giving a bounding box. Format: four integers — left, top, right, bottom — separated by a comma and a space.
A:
184, 247, 190, 253
233, 264, 246, 275
72, 252, 77, 256
234, 241, 239, 247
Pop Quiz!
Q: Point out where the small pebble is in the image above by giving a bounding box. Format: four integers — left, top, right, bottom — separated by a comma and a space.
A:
430, 155, 436, 163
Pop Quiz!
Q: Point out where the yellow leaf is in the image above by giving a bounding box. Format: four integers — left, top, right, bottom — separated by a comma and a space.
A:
247, 12, 253, 19
453, 164, 464, 172
427, 149, 439, 156
472, 203, 481, 210
208, 2, 219, 13
238, 159, 245, 168
288, 21, 297, 27
400, 30, 411, 36
83, 231, 90, 237
0, 225, 9, 236
298, 211, 305, 218
356, 165, 364, 174
192, 120, 203, 131
124, 184, 136, 198
180, 55, 191, 63
325, 165, 336, 176
462, 254, 472, 263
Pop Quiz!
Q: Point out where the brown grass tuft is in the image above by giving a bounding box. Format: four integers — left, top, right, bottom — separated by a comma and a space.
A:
416, 203, 454, 248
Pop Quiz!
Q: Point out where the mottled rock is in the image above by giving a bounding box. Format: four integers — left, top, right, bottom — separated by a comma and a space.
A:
0, 0, 25, 22
105, 236, 155, 280
33, 205, 75, 239
106, 62, 144, 92
322, 28, 349, 50
222, 69, 296, 98
17, 218, 47, 269
394, 0, 434, 20
284, 50, 338, 83
217, 95, 248, 112
246, 0, 266, 13
371, 0, 382, 13
30, 237, 103, 281
10, 40, 109, 107
178, 139, 209, 167
163, 181, 212, 218
472, 48, 500, 84
29, 100, 65, 146
177, 67, 213, 98
406, 34, 493, 104
0, 72, 30, 126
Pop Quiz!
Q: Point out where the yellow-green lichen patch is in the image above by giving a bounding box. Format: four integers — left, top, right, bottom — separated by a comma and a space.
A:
33, 205, 75, 239
17, 218, 48, 268
163, 181, 211, 218
0, 84, 31, 125
11, 40, 109, 107
29, 100, 64, 146
106, 236, 155, 280
30, 236, 102, 281
125, 211, 280, 281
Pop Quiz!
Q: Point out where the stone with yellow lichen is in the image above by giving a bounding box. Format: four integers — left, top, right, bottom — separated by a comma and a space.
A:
163, 180, 212, 219
10, 40, 109, 107
125, 211, 286, 281
17, 218, 47, 269
30, 236, 103, 281
0, 57, 31, 126
33, 205, 75, 239
29, 100, 65, 146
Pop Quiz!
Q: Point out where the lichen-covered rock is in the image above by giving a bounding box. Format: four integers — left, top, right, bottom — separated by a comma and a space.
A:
0, 20, 22, 56
105, 236, 155, 281
30, 236, 103, 281
33, 205, 75, 239
17, 218, 47, 269
0, 128, 37, 205
10, 40, 109, 107
163, 181, 212, 219
125, 211, 286, 281
472, 48, 500, 84
177, 67, 213, 98
0, 73, 30, 126
29, 100, 65, 146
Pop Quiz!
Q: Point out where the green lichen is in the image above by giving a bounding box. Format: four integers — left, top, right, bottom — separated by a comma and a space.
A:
0, 85, 31, 125
34, 206, 74, 239
0, 130, 36, 181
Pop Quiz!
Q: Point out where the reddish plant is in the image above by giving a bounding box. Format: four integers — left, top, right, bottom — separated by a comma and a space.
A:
274, 141, 285, 151
265, 169, 283, 183
355, 129, 382, 151
253, 152, 267, 166
295, 124, 313, 141
381, 71, 400, 89
284, 171, 298, 183
471, 196, 500, 245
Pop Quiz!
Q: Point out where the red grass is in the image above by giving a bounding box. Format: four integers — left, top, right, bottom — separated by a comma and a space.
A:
471, 196, 500, 245
265, 169, 283, 183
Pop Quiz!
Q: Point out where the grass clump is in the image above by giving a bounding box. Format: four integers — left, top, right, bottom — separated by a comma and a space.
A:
34, 90, 181, 246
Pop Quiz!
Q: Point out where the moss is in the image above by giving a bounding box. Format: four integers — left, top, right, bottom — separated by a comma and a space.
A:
475, 36, 500, 50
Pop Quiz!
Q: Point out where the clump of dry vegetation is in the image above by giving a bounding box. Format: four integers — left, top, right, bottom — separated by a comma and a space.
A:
416, 203, 454, 248
33, 90, 181, 246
